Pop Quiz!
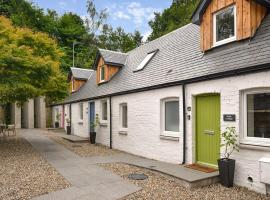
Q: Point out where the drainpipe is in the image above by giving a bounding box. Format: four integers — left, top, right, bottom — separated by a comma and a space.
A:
182, 84, 186, 165
69, 104, 72, 132
109, 96, 112, 149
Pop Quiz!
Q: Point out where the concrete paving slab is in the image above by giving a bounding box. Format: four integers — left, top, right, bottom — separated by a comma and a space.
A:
20, 129, 140, 200
61, 135, 88, 143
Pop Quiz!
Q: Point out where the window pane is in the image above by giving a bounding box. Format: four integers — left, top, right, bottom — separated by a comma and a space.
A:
102, 101, 107, 120
101, 67, 105, 81
122, 104, 128, 128
216, 7, 235, 42
79, 103, 83, 120
247, 93, 270, 138
165, 101, 179, 132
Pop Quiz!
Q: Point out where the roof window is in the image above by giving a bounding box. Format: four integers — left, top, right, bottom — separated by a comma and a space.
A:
134, 49, 158, 72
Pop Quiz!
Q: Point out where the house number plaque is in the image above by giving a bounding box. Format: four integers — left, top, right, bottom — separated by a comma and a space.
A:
223, 114, 236, 122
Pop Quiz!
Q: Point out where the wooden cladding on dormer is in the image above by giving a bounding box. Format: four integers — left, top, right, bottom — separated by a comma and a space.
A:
201, 0, 267, 51
70, 77, 86, 93
96, 57, 120, 84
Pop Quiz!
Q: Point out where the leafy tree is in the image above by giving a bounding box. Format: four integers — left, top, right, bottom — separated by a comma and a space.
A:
0, 16, 68, 104
148, 0, 199, 41
0, 0, 143, 71
98, 26, 143, 52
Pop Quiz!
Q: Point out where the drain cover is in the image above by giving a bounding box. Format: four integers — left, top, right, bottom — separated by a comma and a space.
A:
128, 173, 148, 180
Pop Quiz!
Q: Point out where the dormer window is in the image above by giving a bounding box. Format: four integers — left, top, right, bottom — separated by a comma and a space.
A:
213, 5, 236, 46
100, 65, 105, 82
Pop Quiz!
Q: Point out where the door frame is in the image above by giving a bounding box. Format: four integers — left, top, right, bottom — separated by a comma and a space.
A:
194, 93, 221, 167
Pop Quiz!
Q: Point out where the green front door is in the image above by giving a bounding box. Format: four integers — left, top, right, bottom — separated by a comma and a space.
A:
196, 94, 220, 167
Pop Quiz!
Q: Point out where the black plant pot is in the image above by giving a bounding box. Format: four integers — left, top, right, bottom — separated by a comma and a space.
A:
55, 122, 59, 128
218, 158, 235, 188
90, 132, 96, 144
66, 126, 71, 135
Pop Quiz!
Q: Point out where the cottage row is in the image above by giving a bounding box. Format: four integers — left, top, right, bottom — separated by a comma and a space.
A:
53, 0, 270, 194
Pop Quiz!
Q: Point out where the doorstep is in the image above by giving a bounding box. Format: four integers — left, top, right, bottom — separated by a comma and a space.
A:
88, 153, 220, 188
61, 135, 89, 143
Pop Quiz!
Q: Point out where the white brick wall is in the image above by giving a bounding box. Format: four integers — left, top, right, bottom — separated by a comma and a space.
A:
186, 70, 270, 194
95, 99, 111, 146
52, 70, 270, 194
70, 102, 89, 138
111, 86, 183, 164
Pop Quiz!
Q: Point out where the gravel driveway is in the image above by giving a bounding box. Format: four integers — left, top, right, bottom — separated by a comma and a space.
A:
0, 135, 70, 200
100, 163, 269, 200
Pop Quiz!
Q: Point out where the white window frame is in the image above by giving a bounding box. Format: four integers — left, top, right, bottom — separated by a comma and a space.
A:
241, 88, 270, 147
119, 103, 128, 131
100, 65, 105, 83
100, 99, 108, 123
79, 103, 83, 121
213, 5, 237, 47
161, 97, 180, 138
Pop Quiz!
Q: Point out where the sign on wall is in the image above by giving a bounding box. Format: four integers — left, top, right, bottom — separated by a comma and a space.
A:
223, 114, 236, 122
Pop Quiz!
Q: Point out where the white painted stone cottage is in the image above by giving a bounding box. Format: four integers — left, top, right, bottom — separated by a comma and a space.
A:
53, 0, 270, 194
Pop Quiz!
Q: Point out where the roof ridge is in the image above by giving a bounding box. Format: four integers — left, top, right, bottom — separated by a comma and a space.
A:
99, 48, 128, 55
127, 23, 195, 54
71, 67, 94, 71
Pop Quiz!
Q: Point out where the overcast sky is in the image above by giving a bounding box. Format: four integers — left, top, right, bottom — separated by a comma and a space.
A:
31, 0, 171, 40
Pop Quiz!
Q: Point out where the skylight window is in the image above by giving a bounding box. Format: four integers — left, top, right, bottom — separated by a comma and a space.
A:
134, 50, 158, 72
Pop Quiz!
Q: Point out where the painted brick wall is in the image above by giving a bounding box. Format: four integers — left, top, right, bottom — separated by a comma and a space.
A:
111, 86, 183, 164
186, 70, 270, 194
70, 102, 89, 138
63, 99, 111, 145
94, 99, 111, 146
51, 70, 270, 194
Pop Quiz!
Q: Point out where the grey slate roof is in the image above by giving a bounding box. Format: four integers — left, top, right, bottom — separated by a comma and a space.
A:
62, 14, 270, 104
70, 67, 94, 80
98, 49, 128, 67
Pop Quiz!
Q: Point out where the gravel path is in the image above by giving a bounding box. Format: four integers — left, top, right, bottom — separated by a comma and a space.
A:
45, 132, 120, 157
0, 135, 70, 200
99, 163, 269, 200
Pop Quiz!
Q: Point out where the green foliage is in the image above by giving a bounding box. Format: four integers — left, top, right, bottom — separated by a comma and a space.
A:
55, 113, 61, 122
221, 127, 239, 159
0, 16, 68, 104
148, 0, 200, 41
90, 114, 100, 129
66, 118, 71, 126
99, 26, 143, 52
0, 0, 141, 72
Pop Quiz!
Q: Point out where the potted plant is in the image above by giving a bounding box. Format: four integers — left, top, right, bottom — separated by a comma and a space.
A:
89, 114, 99, 144
218, 127, 239, 188
55, 113, 61, 128
66, 118, 71, 135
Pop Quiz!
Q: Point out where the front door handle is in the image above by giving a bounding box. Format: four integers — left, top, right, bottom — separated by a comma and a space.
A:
204, 130, 215, 135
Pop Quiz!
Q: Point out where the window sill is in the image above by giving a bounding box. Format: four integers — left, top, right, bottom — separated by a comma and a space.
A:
161, 131, 180, 138
239, 143, 270, 152
78, 121, 83, 125
160, 135, 179, 141
119, 131, 128, 136
240, 139, 270, 148
213, 37, 236, 48
98, 80, 108, 85
99, 122, 108, 127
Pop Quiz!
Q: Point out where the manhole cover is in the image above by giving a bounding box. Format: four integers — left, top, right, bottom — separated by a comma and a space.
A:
128, 173, 148, 180
72, 145, 82, 148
